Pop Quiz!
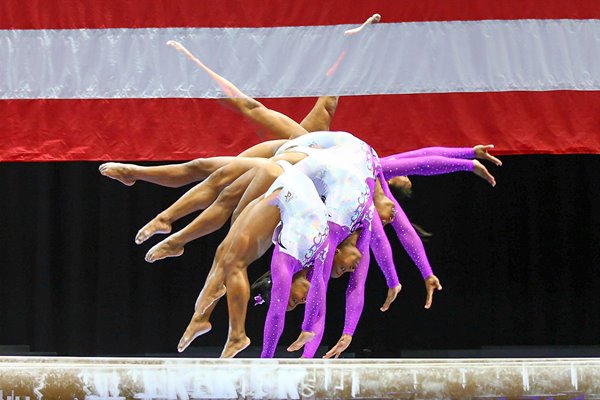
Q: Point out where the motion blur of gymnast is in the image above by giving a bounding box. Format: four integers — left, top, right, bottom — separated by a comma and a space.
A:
99, 13, 501, 358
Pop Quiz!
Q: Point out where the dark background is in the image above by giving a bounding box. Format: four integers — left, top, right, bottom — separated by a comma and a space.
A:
0, 154, 599, 357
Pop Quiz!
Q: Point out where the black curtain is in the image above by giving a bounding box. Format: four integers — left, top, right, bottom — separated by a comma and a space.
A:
1, 155, 599, 356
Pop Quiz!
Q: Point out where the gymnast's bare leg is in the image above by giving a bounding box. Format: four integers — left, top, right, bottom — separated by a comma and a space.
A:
143, 171, 255, 261
98, 157, 240, 188
99, 91, 336, 189
136, 92, 338, 248
297, 96, 339, 136
135, 157, 268, 244
101, 12, 374, 186
145, 150, 305, 262
168, 40, 309, 140
178, 189, 283, 357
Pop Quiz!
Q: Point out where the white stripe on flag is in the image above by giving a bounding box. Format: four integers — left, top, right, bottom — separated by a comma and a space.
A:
2, 19, 600, 100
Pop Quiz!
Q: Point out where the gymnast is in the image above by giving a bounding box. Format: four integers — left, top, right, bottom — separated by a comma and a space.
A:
98, 41, 501, 329
175, 144, 377, 358
149, 48, 502, 355
174, 158, 342, 357
174, 131, 500, 358
100, 41, 408, 314
99, 35, 502, 356
100, 132, 500, 357
253, 132, 503, 357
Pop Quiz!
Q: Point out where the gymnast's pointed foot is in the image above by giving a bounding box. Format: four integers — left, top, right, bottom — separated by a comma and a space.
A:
344, 13, 381, 36
145, 237, 184, 263
136, 216, 172, 244
166, 40, 184, 51
380, 283, 402, 312
195, 284, 227, 315
472, 160, 496, 187
220, 335, 251, 358
99, 162, 138, 186
177, 313, 212, 352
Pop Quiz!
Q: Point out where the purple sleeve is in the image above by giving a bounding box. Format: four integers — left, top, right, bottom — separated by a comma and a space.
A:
369, 211, 400, 288
301, 310, 326, 358
342, 222, 372, 336
380, 156, 474, 180
301, 236, 333, 332
260, 247, 298, 358
301, 223, 340, 358
379, 176, 434, 280
382, 147, 475, 161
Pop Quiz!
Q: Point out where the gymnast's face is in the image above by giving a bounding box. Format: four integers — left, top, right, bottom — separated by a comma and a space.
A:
331, 245, 362, 278
376, 196, 396, 225
287, 275, 309, 311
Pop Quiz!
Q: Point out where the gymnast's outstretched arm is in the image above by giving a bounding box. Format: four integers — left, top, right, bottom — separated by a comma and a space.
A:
260, 247, 297, 358
381, 156, 497, 186
295, 219, 373, 359
369, 201, 402, 312
328, 215, 373, 358
376, 173, 443, 308
297, 235, 338, 358
382, 145, 502, 167
287, 222, 346, 357
261, 241, 335, 359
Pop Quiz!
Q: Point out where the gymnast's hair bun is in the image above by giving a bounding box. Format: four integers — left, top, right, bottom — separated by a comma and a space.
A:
250, 270, 273, 307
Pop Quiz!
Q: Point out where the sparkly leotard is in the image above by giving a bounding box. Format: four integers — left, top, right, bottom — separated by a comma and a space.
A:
268, 132, 479, 357
260, 162, 331, 358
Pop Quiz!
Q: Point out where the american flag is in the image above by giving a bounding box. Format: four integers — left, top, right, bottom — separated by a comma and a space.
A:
2, 0, 599, 161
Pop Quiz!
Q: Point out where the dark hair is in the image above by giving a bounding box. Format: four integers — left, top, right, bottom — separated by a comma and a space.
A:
387, 181, 433, 241
250, 270, 273, 307
411, 222, 433, 242
389, 182, 413, 201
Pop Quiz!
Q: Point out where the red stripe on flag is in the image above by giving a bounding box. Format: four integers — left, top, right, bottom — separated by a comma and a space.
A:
1, 0, 599, 30
2, 91, 599, 161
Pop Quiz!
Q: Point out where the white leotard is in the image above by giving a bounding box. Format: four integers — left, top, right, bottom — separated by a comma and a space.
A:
291, 148, 372, 232
275, 131, 363, 156
278, 131, 380, 183
264, 162, 329, 266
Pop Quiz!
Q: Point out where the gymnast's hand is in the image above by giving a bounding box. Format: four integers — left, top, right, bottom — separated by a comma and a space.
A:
424, 275, 443, 309
287, 331, 315, 352
323, 334, 353, 359
473, 144, 502, 166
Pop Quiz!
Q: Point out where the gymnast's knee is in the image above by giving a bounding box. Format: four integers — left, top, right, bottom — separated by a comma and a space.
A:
257, 160, 284, 181
218, 236, 250, 272
239, 97, 265, 115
